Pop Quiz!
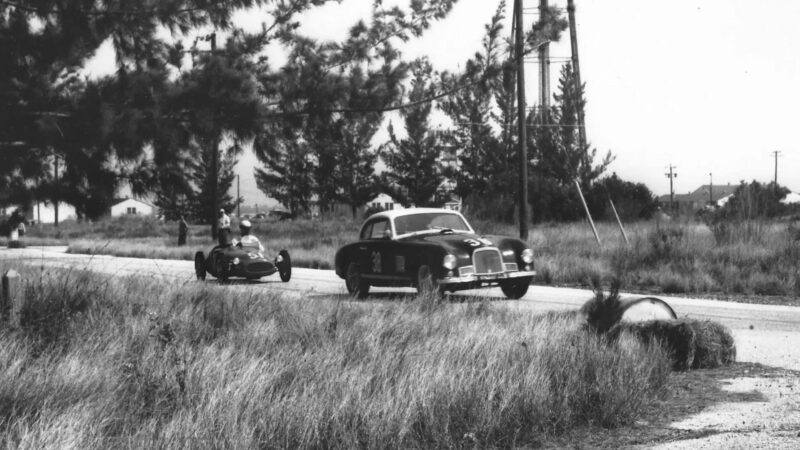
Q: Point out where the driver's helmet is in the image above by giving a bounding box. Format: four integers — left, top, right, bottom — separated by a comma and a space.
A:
239, 219, 252, 232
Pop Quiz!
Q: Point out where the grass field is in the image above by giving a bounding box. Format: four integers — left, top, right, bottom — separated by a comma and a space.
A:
0, 263, 670, 448
17, 214, 800, 301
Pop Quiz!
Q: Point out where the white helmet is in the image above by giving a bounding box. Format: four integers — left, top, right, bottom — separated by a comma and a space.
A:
240, 219, 252, 229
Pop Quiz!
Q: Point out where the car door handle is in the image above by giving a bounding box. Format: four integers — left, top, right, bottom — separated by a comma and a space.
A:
358, 246, 367, 250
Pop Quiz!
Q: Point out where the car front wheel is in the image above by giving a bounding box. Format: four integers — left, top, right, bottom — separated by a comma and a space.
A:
345, 262, 370, 299
500, 276, 532, 299
278, 250, 292, 282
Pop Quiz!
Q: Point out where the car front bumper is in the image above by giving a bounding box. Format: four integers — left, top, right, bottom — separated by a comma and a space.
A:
437, 269, 536, 286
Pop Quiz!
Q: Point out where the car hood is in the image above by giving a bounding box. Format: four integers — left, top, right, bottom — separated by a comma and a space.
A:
401, 232, 504, 256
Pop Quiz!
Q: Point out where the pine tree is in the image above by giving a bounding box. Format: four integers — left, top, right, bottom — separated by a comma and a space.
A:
381, 59, 444, 207
254, 0, 458, 217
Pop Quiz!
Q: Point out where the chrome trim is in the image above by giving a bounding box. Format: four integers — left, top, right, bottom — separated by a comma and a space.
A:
473, 247, 504, 274
438, 270, 536, 285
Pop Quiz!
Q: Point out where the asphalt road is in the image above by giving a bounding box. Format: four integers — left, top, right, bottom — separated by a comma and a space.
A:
3, 246, 800, 371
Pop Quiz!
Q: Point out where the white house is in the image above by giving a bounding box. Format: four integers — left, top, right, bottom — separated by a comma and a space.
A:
781, 192, 800, 205
110, 198, 154, 217
368, 193, 401, 211
29, 201, 77, 224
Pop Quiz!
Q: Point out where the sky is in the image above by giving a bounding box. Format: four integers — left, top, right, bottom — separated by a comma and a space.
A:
89, 0, 800, 208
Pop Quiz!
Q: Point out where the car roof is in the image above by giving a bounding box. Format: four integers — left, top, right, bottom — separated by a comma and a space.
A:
364, 207, 464, 222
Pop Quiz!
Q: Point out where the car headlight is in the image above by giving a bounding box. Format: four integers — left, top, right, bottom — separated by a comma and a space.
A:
275, 254, 283, 263
443, 253, 457, 270
521, 248, 534, 264
232, 257, 240, 265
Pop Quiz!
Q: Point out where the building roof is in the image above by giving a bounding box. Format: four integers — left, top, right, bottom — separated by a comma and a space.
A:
657, 184, 737, 204
111, 197, 155, 208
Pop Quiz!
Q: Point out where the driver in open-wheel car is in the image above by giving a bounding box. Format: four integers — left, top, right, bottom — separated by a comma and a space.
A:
194, 219, 291, 282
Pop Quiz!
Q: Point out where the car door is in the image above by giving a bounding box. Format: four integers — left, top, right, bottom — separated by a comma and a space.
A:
362, 218, 396, 280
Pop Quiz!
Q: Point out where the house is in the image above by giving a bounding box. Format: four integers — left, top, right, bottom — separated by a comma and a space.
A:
368, 193, 399, 211
110, 197, 154, 217
27, 201, 77, 224
657, 184, 737, 214
780, 192, 800, 205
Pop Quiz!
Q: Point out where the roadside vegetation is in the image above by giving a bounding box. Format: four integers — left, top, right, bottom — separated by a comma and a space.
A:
0, 263, 670, 448
17, 212, 795, 303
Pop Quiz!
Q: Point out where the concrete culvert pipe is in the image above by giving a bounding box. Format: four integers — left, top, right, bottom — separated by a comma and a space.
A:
619, 296, 677, 322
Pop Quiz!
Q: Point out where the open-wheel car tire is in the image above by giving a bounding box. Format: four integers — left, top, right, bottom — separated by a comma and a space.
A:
278, 249, 292, 282
345, 262, 370, 299
194, 252, 206, 281
500, 276, 532, 300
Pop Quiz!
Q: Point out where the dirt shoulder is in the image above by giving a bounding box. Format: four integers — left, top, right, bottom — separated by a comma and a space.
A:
542, 361, 800, 448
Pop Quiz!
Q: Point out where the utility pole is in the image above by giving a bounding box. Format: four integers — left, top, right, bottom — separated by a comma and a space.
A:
209, 32, 219, 239
53, 153, 59, 227
514, 0, 529, 240
665, 164, 677, 213
709, 172, 713, 205
567, 0, 586, 150
236, 174, 240, 219
772, 150, 782, 195
538, 0, 550, 122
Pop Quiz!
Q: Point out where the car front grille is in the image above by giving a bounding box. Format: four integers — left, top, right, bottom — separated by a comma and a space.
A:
473, 248, 503, 274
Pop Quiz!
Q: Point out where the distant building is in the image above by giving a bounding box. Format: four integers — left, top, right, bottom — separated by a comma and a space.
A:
368, 193, 399, 211
781, 192, 800, 205
657, 184, 737, 214
27, 201, 77, 224
110, 198, 154, 217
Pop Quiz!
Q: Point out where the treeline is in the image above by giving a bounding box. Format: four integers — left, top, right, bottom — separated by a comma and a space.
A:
1, 0, 656, 225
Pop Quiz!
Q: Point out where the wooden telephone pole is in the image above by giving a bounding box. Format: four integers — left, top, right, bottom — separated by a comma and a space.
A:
567, 0, 586, 150
514, 0, 529, 240
209, 32, 220, 239
665, 164, 678, 213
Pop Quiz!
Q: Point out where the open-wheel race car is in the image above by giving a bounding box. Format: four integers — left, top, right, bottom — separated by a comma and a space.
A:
194, 245, 291, 283
335, 208, 536, 299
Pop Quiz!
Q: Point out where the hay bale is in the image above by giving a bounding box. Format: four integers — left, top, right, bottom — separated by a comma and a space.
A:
610, 320, 697, 371
690, 320, 736, 369
610, 319, 736, 371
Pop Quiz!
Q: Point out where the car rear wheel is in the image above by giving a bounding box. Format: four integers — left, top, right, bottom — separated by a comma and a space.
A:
194, 252, 206, 281
416, 264, 442, 298
278, 250, 292, 282
500, 276, 532, 300
345, 262, 369, 299
214, 255, 229, 283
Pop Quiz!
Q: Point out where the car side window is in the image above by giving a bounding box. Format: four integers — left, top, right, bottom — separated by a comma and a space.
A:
368, 220, 390, 239
360, 222, 373, 240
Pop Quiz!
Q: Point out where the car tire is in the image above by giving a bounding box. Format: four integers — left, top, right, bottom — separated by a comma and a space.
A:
214, 255, 229, 283
345, 262, 370, 299
278, 250, 292, 282
500, 276, 532, 300
416, 264, 442, 298
194, 252, 206, 281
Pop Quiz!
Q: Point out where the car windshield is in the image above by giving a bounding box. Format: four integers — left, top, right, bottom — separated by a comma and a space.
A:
394, 212, 472, 235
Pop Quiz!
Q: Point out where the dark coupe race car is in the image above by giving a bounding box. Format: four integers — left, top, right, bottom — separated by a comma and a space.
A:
195, 245, 291, 282
335, 208, 536, 299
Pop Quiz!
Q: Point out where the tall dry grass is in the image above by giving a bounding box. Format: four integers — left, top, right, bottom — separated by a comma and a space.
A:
0, 263, 670, 448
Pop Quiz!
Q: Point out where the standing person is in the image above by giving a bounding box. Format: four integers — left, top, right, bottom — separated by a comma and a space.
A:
218, 209, 231, 246
178, 215, 188, 246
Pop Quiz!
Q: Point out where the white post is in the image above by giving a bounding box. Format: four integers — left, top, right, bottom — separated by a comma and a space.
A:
2, 269, 21, 327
